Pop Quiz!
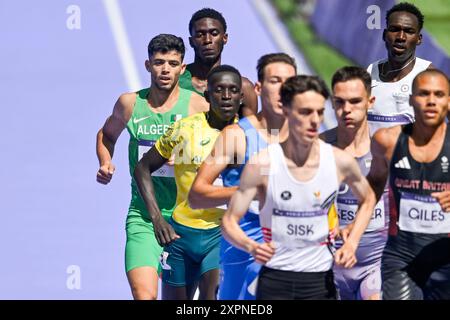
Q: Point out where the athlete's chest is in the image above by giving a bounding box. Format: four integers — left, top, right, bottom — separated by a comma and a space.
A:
176, 126, 219, 168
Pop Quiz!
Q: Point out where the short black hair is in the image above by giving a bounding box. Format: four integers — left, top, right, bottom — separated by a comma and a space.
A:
256, 53, 297, 82
386, 2, 424, 31
280, 75, 329, 107
332, 66, 372, 95
189, 8, 227, 35
207, 64, 242, 87
148, 34, 185, 60
412, 69, 450, 93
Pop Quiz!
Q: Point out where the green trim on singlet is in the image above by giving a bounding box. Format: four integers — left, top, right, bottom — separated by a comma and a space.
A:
126, 87, 191, 222
179, 68, 204, 97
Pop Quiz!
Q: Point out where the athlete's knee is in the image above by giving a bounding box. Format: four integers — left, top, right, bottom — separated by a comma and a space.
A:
131, 285, 158, 300
199, 269, 219, 300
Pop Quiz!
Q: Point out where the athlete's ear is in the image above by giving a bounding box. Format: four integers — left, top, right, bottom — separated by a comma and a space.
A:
254, 81, 262, 96
223, 33, 228, 45
180, 63, 187, 75
382, 29, 386, 42
447, 96, 450, 115
145, 60, 151, 72
204, 91, 210, 103
189, 36, 195, 49
417, 33, 422, 46
368, 95, 376, 110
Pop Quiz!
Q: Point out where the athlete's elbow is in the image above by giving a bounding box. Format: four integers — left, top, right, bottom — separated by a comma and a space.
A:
133, 161, 146, 184
188, 189, 202, 209
221, 213, 232, 239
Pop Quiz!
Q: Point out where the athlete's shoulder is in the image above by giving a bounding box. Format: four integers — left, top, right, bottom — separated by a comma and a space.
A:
331, 144, 360, 180
244, 147, 271, 180
219, 123, 245, 146
242, 76, 255, 87
180, 111, 207, 127
367, 59, 385, 72
373, 126, 401, 146
222, 122, 244, 134
242, 114, 258, 124
113, 91, 139, 122
165, 111, 203, 136
189, 91, 209, 114
416, 57, 432, 68
117, 91, 137, 108
331, 143, 353, 162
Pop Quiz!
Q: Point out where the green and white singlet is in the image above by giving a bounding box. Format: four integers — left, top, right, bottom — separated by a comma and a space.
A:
179, 68, 204, 97
125, 87, 191, 272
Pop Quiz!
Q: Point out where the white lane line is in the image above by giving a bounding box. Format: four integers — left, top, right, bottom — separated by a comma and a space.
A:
250, 0, 312, 75
102, 0, 142, 91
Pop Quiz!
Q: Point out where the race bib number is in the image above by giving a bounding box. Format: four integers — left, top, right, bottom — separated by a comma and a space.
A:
138, 141, 174, 178
271, 208, 328, 248
399, 192, 450, 234
337, 197, 385, 231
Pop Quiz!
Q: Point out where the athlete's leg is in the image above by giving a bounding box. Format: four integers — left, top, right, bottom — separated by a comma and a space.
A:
423, 263, 450, 299
219, 220, 263, 300
218, 263, 245, 299
382, 269, 422, 299
415, 237, 450, 300
360, 267, 381, 300
198, 269, 219, 300
161, 220, 201, 300
382, 247, 422, 299
125, 226, 163, 300
333, 266, 358, 300
237, 262, 261, 300
162, 283, 195, 300
161, 275, 199, 300
256, 267, 292, 300
198, 227, 221, 300
366, 292, 381, 300
126, 267, 159, 300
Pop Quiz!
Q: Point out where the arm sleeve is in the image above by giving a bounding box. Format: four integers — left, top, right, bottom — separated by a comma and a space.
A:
155, 121, 181, 159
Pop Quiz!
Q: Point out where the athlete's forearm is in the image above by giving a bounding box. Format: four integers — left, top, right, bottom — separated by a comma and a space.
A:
222, 212, 258, 253
189, 185, 238, 209
96, 129, 115, 165
134, 161, 163, 222
367, 175, 386, 204
348, 192, 377, 247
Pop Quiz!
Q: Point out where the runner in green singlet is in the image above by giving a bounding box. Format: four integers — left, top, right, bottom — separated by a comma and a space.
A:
179, 8, 258, 119
96, 34, 208, 300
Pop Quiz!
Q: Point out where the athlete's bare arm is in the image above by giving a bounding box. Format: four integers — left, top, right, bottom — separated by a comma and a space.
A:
134, 147, 180, 246
333, 147, 377, 268
240, 77, 258, 117
188, 124, 244, 209
222, 151, 275, 264
188, 91, 210, 114
367, 126, 401, 201
96, 93, 135, 184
